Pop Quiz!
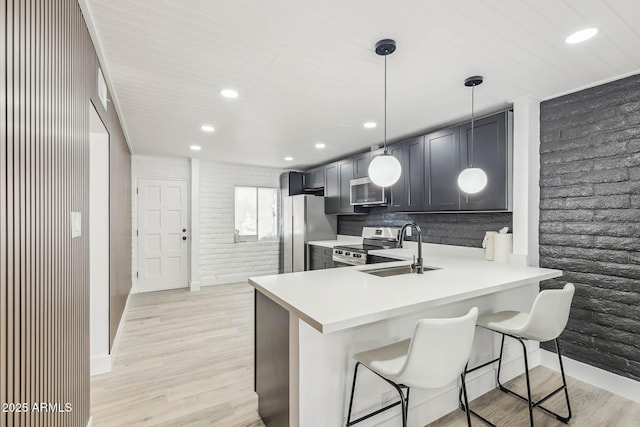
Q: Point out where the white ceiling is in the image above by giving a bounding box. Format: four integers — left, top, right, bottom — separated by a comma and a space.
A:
84, 0, 640, 169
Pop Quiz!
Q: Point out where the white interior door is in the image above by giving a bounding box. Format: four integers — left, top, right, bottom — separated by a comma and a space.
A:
137, 179, 189, 292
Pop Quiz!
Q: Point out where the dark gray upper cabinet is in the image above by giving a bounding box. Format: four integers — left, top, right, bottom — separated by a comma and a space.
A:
459, 111, 509, 210
324, 162, 339, 214
304, 166, 324, 189
308, 109, 511, 215
338, 158, 354, 213
387, 142, 406, 211
404, 136, 425, 211
353, 152, 370, 179
424, 127, 461, 211
324, 157, 362, 214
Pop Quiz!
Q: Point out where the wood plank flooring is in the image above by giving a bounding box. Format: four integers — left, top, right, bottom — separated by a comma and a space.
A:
428, 364, 640, 427
91, 283, 265, 427
91, 283, 640, 427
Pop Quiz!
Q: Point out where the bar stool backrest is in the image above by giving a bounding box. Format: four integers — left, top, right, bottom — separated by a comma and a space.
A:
521, 283, 575, 342
395, 307, 478, 389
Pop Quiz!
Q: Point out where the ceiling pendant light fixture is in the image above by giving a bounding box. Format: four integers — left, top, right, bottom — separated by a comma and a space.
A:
368, 39, 402, 188
457, 76, 488, 194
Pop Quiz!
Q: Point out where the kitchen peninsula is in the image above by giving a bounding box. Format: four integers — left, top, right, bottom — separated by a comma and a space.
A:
249, 245, 562, 427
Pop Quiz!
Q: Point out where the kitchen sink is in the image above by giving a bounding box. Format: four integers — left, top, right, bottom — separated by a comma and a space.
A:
362, 265, 436, 277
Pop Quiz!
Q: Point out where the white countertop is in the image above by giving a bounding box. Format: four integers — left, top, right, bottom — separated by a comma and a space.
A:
249, 246, 562, 334
307, 235, 362, 249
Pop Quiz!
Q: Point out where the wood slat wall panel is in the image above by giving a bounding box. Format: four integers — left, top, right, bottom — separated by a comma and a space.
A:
1, 1, 131, 426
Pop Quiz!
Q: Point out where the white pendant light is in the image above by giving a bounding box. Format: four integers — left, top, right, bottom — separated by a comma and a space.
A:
458, 167, 487, 194
458, 76, 487, 194
368, 39, 402, 188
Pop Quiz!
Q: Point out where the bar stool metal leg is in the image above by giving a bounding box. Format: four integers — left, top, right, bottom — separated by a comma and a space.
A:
494, 334, 573, 426
555, 339, 572, 422
459, 367, 472, 427
345, 362, 410, 427
346, 362, 361, 425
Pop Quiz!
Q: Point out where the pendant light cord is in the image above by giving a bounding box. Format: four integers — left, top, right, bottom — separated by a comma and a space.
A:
470, 83, 475, 167
384, 54, 388, 154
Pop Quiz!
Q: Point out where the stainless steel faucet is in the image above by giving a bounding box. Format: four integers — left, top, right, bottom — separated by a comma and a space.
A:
397, 221, 423, 274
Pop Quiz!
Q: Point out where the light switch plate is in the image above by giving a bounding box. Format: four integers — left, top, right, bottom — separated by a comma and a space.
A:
71, 212, 81, 238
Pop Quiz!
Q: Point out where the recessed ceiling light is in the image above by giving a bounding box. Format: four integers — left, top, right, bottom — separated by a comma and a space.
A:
284, 156, 293, 161
363, 121, 377, 129
190, 145, 202, 151
220, 89, 239, 98
201, 124, 215, 132
566, 28, 598, 44
315, 143, 326, 149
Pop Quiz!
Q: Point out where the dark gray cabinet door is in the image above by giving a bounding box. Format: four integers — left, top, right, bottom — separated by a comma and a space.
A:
424, 127, 461, 211
338, 158, 354, 212
387, 142, 406, 211
405, 136, 425, 211
308, 245, 324, 270
322, 247, 335, 269
304, 166, 324, 189
324, 162, 339, 214
353, 152, 370, 179
459, 112, 508, 210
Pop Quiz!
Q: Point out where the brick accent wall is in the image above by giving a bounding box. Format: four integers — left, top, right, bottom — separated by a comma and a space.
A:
199, 161, 282, 284
338, 209, 513, 248
539, 74, 640, 381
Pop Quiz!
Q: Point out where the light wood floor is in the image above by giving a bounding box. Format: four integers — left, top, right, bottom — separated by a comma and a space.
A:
91, 283, 265, 427
428, 364, 640, 427
91, 283, 639, 427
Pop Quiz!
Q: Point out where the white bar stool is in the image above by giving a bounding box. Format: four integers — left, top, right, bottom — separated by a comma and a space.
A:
345, 307, 478, 427
462, 283, 575, 427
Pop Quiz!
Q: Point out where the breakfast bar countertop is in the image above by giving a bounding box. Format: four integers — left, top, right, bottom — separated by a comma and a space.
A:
249, 247, 562, 334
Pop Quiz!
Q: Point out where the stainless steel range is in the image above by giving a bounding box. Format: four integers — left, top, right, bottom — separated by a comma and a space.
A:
332, 227, 400, 266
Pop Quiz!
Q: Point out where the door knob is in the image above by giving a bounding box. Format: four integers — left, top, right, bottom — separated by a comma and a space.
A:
182, 228, 187, 232
182, 236, 187, 240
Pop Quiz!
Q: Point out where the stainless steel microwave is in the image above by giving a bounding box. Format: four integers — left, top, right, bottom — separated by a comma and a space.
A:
350, 177, 388, 206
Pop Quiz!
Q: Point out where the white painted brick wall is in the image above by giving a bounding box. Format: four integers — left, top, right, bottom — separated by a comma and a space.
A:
131, 155, 191, 291
199, 161, 282, 285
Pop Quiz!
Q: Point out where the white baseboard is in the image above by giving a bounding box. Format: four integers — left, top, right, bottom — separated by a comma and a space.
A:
86, 416, 93, 427
132, 282, 188, 294
202, 274, 258, 286
189, 280, 201, 292
109, 290, 132, 366
90, 354, 112, 376
91, 291, 132, 376
540, 349, 640, 404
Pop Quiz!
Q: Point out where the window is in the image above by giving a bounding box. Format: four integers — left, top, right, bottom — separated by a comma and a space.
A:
234, 186, 278, 242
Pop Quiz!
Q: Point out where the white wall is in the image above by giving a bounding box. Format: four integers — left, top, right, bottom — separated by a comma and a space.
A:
90, 131, 110, 375
131, 155, 191, 292
511, 96, 541, 267
199, 161, 282, 285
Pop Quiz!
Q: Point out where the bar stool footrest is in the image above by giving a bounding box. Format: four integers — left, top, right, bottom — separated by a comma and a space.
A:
347, 400, 402, 426
497, 383, 570, 424
459, 402, 497, 427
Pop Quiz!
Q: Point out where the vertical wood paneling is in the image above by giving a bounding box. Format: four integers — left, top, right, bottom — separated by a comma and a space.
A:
1, 0, 8, 424
1, 1, 131, 426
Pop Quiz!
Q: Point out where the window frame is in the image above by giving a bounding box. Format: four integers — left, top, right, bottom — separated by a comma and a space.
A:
234, 185, 278, 243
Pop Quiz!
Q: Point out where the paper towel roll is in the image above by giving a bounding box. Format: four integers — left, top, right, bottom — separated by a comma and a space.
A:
493, 233, 513, 263
483, 231, 497, 260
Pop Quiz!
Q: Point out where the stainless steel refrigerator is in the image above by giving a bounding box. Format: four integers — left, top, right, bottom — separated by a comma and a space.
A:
280, 194, 336, 273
